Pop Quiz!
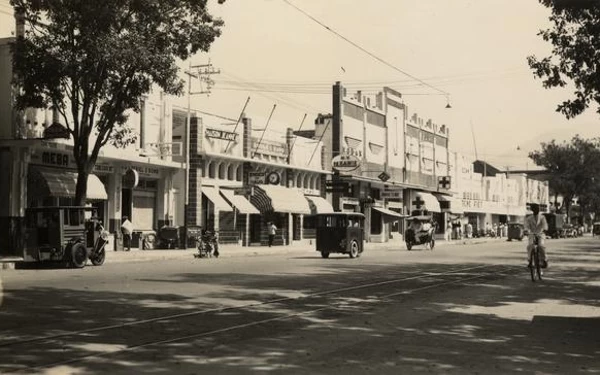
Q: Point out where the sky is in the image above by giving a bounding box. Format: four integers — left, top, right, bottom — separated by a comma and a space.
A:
1, 0, 598, 170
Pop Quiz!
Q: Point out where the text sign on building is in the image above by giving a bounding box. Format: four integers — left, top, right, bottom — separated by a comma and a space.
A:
332, 154, 361, 172
382, 190, 401, 199
248, 172, 265, 185
30, 149, 113, 173
205, 128, 238, 142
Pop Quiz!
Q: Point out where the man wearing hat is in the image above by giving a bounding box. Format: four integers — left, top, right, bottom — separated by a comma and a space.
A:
524, 203, 549, 268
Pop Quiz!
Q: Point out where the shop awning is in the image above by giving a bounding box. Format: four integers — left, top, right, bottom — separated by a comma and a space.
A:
220, 189, 260, 214
414, 192, 441, 213
372, 206, 407, 219
305, 195, 334, 215
436, 194, 464, 214
29, 167, 107, 201
202, 187, 233, 212
250, 185, 311, 214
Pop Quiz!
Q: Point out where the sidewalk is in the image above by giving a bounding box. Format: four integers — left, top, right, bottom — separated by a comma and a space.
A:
1, 236, 509, 270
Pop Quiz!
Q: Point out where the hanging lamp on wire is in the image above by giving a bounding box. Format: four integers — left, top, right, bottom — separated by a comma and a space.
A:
445, 95, 452, 109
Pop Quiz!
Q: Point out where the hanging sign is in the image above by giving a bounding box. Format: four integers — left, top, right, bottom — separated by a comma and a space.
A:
332, 154, 361, 172
122, 168, 139, 189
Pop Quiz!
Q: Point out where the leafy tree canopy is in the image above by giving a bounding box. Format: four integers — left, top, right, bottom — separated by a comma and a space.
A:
11, 0, 223, 204
528, 0, 600, 119
529, 135, 600, 217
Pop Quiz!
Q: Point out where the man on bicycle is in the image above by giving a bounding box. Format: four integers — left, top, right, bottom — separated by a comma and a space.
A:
524, 203, 548, 268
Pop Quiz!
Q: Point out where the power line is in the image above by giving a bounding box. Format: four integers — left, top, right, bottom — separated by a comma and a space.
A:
281, 0, 450, 99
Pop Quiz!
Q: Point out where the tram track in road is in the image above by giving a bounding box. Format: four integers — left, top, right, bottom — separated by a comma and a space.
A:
1, 263, 522, 373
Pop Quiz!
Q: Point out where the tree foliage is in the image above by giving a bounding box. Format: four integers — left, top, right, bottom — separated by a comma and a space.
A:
529, 135, 600, 218
527, 0, 600, 119
11, 0, 223, 204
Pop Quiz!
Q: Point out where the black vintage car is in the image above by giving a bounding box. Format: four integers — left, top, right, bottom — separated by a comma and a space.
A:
315, 212, 365, 258
23, 206, 107, 268
507, 222, 525, 241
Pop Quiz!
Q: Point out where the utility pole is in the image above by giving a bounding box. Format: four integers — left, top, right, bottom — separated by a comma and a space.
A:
183, 60, 220, 248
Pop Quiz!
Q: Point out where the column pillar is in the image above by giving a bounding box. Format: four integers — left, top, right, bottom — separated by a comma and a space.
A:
107, 167, 122, 233
245, 213, 250, 247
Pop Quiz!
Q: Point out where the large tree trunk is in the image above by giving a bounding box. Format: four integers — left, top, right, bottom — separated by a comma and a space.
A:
74, 164, 90, 206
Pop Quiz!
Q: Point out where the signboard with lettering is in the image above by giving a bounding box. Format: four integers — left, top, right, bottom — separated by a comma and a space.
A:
251, 138, 287, 156
248, 172, 266, 185
129, 165, 160, 177
30, 149, 113, 174
205, 128, 238, 142
332, 154, 361, 173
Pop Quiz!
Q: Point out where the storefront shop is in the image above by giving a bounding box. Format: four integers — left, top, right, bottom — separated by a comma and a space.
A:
250, 184, 311, 246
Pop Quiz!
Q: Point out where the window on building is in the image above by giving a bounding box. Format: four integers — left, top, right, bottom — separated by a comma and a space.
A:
208, 162, 215, 178
218, 163, 226, 179
236, 165, 242, 181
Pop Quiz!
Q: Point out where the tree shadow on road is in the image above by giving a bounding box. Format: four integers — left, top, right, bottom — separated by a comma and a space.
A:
0, 239, 598, 374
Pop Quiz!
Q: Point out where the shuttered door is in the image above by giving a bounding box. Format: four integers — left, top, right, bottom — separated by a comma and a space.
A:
132, 193, 156, 230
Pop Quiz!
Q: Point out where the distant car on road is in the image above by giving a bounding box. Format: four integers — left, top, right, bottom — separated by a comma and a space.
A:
507, 222, 524, 241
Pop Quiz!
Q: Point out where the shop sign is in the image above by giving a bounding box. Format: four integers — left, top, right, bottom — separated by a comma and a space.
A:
462, 199, 483, 209
382, 190, 401, 199
251, 138, 287, 156
205, 128, 238, 142
31, 149, 114, 174
130, 165, 160, 177
248, 171, 265, 185
41, 151, 69, 167
332, 154, 360, 172
122, 168, 139, 189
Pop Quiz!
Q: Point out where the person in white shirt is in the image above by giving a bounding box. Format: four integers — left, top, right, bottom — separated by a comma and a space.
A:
524, 203, 549, 268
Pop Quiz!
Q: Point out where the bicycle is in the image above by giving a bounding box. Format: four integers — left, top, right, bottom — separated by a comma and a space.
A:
528, 234, 543, 282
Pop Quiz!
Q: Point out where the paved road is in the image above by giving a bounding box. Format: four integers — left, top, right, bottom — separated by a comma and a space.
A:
0, 237, 598, 374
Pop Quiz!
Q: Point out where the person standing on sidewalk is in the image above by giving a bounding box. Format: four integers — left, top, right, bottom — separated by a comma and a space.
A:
267, 222, 277, 247
121, 216, 133, 251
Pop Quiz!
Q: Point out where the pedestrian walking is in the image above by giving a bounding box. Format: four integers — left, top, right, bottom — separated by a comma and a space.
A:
121, 216, 133, 251
267, 222, 277, 247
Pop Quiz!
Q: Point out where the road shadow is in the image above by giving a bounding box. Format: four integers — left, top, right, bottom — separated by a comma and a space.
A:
0, 239, 598, 374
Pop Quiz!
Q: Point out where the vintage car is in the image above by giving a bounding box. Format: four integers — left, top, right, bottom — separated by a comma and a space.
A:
507, 222, 525, 241
315, 212, 365, 258
23, 206, 108, 268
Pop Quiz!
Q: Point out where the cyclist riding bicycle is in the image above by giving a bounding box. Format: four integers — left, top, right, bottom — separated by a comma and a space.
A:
524, 203, 549, 269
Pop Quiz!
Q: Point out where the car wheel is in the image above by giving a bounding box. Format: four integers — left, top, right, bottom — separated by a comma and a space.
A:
70, 243, 88, 269
430, 238, 435, 250
348, 240, 359, 258
406, 242, 412, 251
321, 251, 329, 259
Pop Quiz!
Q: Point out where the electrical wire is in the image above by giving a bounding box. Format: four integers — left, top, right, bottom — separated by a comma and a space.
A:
281, 0, 450, 99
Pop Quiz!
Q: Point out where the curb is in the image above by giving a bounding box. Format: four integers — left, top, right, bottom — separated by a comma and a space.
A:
0, 237, 509, 271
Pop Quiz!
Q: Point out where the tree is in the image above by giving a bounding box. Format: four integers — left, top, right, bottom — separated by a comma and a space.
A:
529, 135, 600, 221
527, 0, 600, 119
11, 0, 223, 205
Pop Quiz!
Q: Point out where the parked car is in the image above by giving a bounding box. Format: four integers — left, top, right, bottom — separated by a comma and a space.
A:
561, 223, 577, 238
544, 213, 566, 239
507, 222, 525, 241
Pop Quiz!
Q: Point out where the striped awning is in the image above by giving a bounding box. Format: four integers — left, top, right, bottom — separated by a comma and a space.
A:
305, 195, 334, 215
202, 187, 233, 212
250, 185, 311, 214
28, 167, 107, 201
220, 189, 260, 214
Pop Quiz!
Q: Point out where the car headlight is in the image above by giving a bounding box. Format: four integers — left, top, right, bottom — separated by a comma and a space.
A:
100, 231, 109, 241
